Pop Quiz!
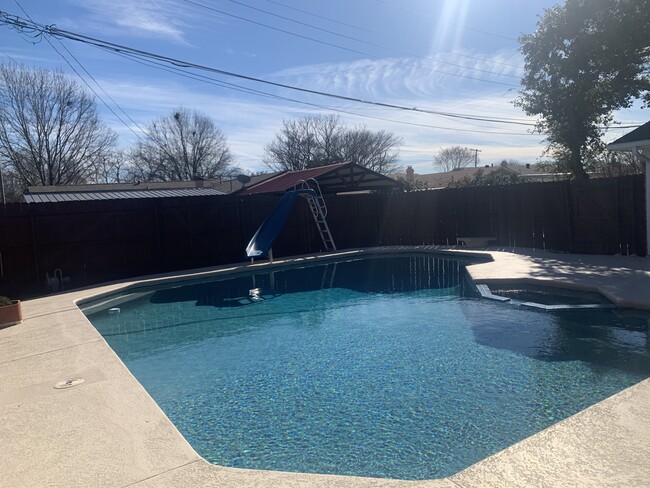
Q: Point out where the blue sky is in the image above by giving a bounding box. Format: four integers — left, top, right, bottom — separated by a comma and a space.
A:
1, 0, 647, 174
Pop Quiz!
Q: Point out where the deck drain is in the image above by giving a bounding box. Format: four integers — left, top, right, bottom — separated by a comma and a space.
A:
54, 378, 85, 389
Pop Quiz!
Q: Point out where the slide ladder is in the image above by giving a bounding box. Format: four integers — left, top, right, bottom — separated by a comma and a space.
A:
296, 179, 336, 252
245, 183, 336, 259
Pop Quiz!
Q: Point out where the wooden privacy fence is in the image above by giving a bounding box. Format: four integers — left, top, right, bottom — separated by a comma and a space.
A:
0, 174, 645, 297
326, 174, 645, 255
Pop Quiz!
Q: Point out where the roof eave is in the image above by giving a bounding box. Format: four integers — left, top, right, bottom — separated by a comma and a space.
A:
607, 140, 650, 152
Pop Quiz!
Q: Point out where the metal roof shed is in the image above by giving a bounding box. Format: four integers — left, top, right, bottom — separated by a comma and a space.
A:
22, 182, 226, 203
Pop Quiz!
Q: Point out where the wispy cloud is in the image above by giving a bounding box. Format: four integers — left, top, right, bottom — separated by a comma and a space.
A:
65, 0, 190, 43
0, 48, 58, 66
88, 51, 644, 174
95, 70, 546, 173
270, 50, 524, 100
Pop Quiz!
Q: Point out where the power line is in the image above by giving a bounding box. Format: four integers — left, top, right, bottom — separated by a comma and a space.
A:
107, 48, 539, 137
0, 48, 18, 64
211, 0, 521, 80
0, 12, 641, 133
53, 42, 145, 137
261, 0, 524, 71
261, 0, 374, 34
0, 13, 534, 126
10, 2, 144, 140
373, 0, 519, 42
182, 0, 519, 87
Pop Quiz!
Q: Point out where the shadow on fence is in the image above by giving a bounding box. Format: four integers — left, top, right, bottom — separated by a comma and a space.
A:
0, 175, 645, 297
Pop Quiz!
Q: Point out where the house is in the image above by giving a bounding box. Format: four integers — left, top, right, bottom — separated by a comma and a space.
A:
399, 162, 552, 190
606, 121, 650, 158
607, 120, 650, 256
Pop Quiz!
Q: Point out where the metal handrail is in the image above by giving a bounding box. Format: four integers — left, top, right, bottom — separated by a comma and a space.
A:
295, 178, 328, 217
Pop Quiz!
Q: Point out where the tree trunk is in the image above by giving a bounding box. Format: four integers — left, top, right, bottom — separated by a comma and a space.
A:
570, 147, 589, 180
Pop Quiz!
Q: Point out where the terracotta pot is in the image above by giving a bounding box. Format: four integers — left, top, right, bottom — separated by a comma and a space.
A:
0, 300, 22, 329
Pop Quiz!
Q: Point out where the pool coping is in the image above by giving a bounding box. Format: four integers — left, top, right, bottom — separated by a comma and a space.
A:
2, 246, 650, 487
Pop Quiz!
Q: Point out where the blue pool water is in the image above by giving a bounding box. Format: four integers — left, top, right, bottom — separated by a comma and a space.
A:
83, 255, 650, 480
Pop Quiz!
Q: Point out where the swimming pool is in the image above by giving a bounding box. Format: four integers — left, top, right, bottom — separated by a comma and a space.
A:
82, 254, 650, 480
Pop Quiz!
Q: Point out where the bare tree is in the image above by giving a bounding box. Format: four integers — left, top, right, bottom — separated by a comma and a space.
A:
0, 166, 24, 202
88, 149, 128, 183
0, 64, 116, 186
264, 114, 402, 173
591, 150, 645, 178
132, 108, 234, 181
263, 114, 343, 171
432, 146, 478, 172
338, 128, 401, 174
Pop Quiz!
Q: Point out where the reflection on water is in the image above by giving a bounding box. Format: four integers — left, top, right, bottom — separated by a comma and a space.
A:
462, 301, 650, 375
81, 254, 650, 480
147, 255, 471, 307
84, 256, 472, 360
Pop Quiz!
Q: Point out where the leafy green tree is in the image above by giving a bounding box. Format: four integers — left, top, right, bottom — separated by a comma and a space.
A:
516, 0, 650, 179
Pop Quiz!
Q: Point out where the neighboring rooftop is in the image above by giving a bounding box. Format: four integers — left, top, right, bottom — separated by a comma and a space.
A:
20, 164, 399, 203
397, 163, 552, 189
607, 121, 650, 151
238, 162, 400, 195
23, 186, 225, 203
21, 174, 278, 203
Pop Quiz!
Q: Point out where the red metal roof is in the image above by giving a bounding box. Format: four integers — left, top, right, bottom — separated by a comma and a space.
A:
239, 162, 351, 195
239, 162, 399, 195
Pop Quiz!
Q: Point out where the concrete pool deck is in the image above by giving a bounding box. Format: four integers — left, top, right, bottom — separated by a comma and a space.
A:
1, 246, 649, 487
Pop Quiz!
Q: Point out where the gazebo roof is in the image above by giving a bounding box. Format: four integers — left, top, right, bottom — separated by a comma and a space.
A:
238, 162, 400, 195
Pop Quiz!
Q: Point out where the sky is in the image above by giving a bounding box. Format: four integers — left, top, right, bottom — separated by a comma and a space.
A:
0, 0, 647, 175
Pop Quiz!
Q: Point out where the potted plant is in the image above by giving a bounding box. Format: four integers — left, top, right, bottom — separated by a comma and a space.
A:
0, 296, 22, 329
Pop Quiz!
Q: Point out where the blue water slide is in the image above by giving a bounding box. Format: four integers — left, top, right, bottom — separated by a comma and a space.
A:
246, 189, 316, 258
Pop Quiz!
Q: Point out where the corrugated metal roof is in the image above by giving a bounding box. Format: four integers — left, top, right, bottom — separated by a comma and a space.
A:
23, 187, 225, 203
240, 162, 399, 195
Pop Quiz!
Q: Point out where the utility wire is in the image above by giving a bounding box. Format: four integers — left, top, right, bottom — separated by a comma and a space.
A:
0, 11, 537, 125
11, 2, 144, 140
0, 12, 640, 132
261, 0, 374, 34
0, 48, 18, 64
373, 0, 519, 42
108, 47, 538, 136
213, 0, 521, 79
261, 0, 524, 70
53, 41, 145, 138
182, 0, 519, 87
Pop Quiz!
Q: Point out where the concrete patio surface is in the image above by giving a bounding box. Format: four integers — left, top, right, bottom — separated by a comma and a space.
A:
1, 246, 649, 487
